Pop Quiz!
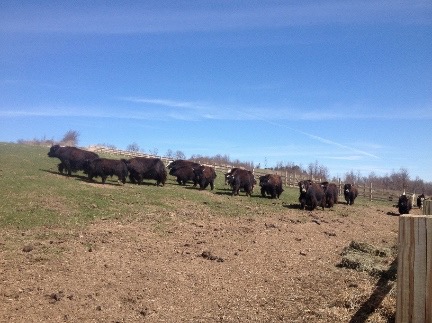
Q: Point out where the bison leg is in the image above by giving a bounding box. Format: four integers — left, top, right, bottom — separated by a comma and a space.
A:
63, 160, 72, 176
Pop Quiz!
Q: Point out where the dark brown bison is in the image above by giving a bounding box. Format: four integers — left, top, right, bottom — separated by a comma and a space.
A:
397, 192, 412, 214
169, 165, 198, 186
167, 160, 201, 186
125, 157, 167, 186
321, 182, 338, 208
48, 145, 99, 176
298, 180, 312, 209
193, 165, 217, 190
227, 168, 255, 197
343, 183, 358, 205
259, 174, 284, 199
417, 194, 425, 209
305, 182, 326, 210
83, 158, 128, 184
224, 168, 241, 185
167, 159, 200, 171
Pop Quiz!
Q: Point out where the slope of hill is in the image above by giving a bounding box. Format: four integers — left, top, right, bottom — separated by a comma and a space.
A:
0, 143, 411, 321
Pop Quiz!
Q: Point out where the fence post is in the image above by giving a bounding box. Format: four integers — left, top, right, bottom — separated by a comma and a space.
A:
396, 200, 432, 323
370, 182, 373, 201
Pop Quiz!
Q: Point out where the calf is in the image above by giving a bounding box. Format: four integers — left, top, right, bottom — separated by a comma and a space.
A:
125, 157, 167, 186
343, 183, 358, 205
193, 165, 217, 190
83, 158, 128, 184
48, 145, 99, 176
259, 174, 284, 199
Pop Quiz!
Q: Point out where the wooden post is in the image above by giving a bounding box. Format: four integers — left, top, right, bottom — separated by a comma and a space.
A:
396, 200, 432, 323
370, 182, 373, 201
424, 200, 432, 216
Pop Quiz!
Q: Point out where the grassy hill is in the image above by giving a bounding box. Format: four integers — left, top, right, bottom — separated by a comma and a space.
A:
0, 142, 403, 322
0, 142, 306, 229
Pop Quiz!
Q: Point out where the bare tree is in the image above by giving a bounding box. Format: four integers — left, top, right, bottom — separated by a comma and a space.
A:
166, 149, 174, 159
307, 160, 328, 181
60, 130, 79, 146
149, 148, 159, 156
127, 143, 140, 152
174, 150, 186, 160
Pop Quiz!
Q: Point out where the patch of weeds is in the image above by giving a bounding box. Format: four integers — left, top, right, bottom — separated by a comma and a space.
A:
338, 240, 397, 280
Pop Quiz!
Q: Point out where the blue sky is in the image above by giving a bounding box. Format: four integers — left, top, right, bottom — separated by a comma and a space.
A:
1, 1, 431, 181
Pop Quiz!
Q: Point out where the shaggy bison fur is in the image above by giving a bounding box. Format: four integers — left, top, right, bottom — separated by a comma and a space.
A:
125, 157, 167, 186
259, 174, 284, 199
48, 145, 99, 176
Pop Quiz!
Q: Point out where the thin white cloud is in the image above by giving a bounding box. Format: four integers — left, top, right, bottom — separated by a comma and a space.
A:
121, 97, 198, 109
1, 1, 430, 34
326, 155, 363, 161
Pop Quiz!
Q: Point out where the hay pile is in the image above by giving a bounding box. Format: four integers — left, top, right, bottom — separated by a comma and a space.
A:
339, 241, 397, 280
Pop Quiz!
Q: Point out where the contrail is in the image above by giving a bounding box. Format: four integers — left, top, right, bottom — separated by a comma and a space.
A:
236, 108, 380, 159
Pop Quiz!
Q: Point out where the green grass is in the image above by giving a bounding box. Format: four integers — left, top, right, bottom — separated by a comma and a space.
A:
0, 143, 301, 229
0, 143, 395, 230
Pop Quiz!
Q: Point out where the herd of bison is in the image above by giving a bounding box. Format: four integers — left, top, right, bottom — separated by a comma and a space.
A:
48, 145, 424, 214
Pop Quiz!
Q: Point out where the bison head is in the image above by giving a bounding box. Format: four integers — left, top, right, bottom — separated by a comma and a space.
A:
47, 144, 61, 157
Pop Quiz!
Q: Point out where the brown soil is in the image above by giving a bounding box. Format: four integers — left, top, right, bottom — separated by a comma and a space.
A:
1, 202, 416, 322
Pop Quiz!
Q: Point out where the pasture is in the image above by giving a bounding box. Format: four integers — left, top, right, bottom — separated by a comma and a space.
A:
0, 143, 414, 322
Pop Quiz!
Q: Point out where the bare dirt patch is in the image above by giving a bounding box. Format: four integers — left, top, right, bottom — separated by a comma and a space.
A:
0, 203, 416, 322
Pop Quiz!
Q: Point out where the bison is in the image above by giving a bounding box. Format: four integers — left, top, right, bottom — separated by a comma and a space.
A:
224, 168, 241, 185
167, 160, 201, 186
125, 157, 167, 186
227, 168, 255, 197
298, 180, 312, 209
48, 145, 99, 176
417, 194, 425, 209
259, 174, 284, 199
83, 158, 128, 184
321, 182, 338, 208
305, 182, 326, 210
343, 183, 358, 205
397, 192, 412, 214
169, 165, 199, 186
167, 159, 200, 170
193, 165, 217, 190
